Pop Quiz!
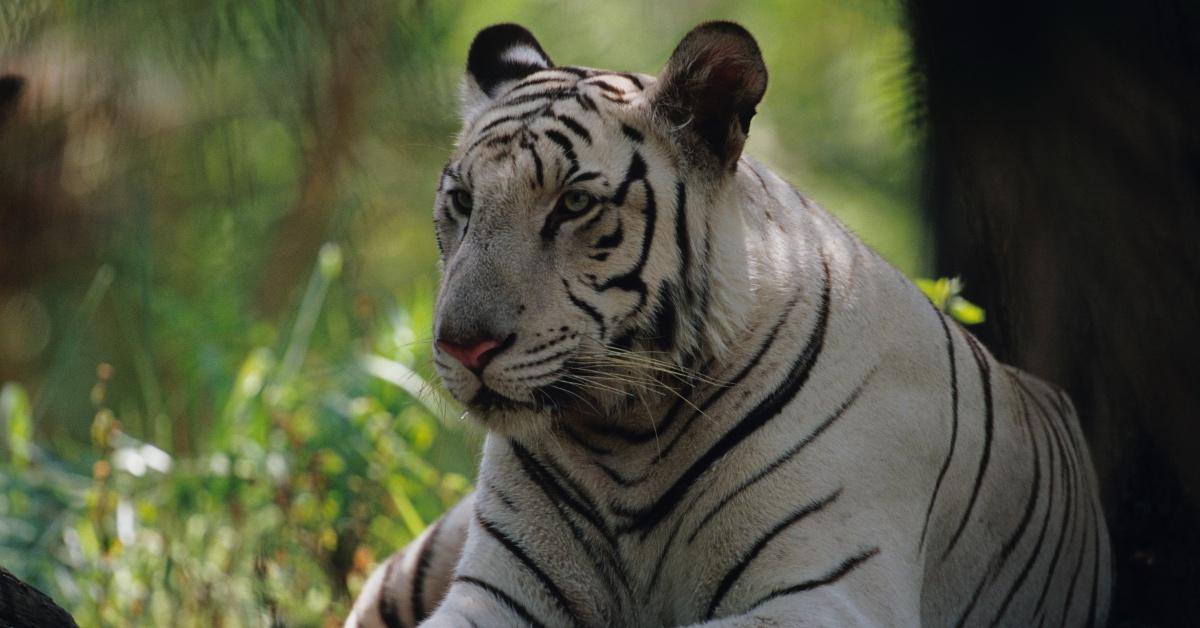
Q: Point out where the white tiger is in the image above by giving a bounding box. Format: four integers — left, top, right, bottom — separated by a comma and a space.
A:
347, 21, 1111, 628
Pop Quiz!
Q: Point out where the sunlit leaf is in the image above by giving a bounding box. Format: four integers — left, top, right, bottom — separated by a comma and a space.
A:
949, 297, 986, 325
0, 384, 32, 471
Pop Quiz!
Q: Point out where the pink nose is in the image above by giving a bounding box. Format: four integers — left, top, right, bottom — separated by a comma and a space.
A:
437, 338, 503, 373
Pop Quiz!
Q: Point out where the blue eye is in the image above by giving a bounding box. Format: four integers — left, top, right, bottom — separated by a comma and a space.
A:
560, 190, 596, 214
451, 190, 474, 213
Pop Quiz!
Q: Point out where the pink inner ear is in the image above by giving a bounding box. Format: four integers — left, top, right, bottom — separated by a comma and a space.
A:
697, 47, 750, 96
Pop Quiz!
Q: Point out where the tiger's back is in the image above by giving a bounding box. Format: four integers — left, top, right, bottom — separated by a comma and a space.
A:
348, 21, 1110, 628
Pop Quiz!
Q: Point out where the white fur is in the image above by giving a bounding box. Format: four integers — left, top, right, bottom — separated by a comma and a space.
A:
349, 53, 1111, 628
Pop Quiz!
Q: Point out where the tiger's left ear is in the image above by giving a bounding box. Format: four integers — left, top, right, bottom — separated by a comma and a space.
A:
460, 24, 553, 123
651, 22, 767, 172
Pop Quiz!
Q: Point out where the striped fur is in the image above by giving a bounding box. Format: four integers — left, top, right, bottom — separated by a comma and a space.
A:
347, 22, 1111, 628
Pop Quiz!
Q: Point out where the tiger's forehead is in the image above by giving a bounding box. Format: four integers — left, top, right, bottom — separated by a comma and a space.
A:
446, 67, 654, 190
457, 67, 653, 149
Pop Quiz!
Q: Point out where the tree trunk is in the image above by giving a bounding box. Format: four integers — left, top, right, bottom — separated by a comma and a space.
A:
905, 1, 1200, 624
0, 567, 78, 628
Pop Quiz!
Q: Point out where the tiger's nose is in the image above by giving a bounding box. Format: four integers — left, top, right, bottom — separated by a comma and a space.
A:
436, 335, 510, 374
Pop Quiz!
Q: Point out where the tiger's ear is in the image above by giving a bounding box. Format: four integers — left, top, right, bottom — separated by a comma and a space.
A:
651, 22, 767, 172
460, 24, 553, 123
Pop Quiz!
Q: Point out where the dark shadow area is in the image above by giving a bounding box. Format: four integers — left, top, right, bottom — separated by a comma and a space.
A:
905, 1, 1200, 624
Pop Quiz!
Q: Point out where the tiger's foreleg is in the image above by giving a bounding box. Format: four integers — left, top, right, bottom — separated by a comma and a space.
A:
344, 493, 474, 628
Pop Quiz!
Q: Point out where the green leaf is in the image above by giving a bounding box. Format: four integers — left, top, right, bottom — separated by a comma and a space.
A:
916, 276, 984, 324
949, 297, 986, 325
1, 383, 33, 471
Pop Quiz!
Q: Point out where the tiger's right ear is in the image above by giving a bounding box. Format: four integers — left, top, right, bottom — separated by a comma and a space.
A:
460, 24, 553, 123
651, 22, 767, 173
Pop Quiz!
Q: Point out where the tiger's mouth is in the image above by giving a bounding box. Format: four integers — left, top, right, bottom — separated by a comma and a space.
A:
469, 385, 535, 413
468, 380, 583, 415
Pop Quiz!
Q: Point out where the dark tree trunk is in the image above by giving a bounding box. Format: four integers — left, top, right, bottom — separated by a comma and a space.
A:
0, 567, 78, 628
904, 0, 1200, 624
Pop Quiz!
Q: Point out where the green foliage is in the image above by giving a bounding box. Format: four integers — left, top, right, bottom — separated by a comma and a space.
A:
1, 248, 471, 625
0, 0, 924, 625
917, 277, 986, 325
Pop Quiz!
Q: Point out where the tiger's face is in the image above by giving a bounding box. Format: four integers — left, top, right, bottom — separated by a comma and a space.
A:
432, 23, 766, 435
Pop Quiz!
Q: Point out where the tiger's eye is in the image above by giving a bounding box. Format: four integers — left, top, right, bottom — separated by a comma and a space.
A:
562, 191, 594, 213
452, 190, 474, 213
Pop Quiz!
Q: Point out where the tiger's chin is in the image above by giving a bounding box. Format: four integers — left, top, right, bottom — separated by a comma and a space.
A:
458, 382, 606, 439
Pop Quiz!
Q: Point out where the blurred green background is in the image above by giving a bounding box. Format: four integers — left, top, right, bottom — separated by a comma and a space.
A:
0, 1, 923, 625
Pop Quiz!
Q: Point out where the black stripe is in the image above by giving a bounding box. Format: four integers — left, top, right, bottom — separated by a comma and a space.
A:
568, 170, 603, 185
542, 129, 579, 184
564, 424, 615, 455
510, 441, 631, 599
580, 381, 695, 445
956, 382, 1042, 628
488, 480, 521, 513
455, 575, 549, 628
410, 516, 445, 624
378, 554, 407, 628
555, 114, 593, 144
475, 513, 583, 626
694, 217, 713, 348
705, 489, 842, 619
575, 93, 598, 111
576, 205, 609, 234
1058, 500, 1092, 627
648, 291, 678, 350
1054, 380, 1097, 607
621, 124, 643, 142
509, 348, 575, 372
610, 152, 646, 206
511, 441, 613, 544
548, 474, 630, 599
1021, 378, 1081, 619
540, 448, 613, 537
500, 87, 573, 109
988, 380, 1060, 627
593, 219, 623, 249
942, 334, 995, 559
563, 279, 607, 338
623, 254, 832, 536
478, 113, 526, 136
509, 74, 574, 92
919, 311, 960, 550
463, 130, 512, 156
743, 161, 770, 193
673, 181, 692, 290
529, 144, 544, 187
558, 66, 595, 77
587, 79, 624, 95
1054, 388, 1096, 626
1084, 499, 1103, 628
688, 375, 870, 545
595, 459, 637, 487
646, 500, 691, 593
618, 72, 645, 89
742, 548, 880, 615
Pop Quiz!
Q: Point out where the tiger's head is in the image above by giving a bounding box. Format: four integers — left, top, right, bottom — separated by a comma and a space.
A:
432, 22, 767, 435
